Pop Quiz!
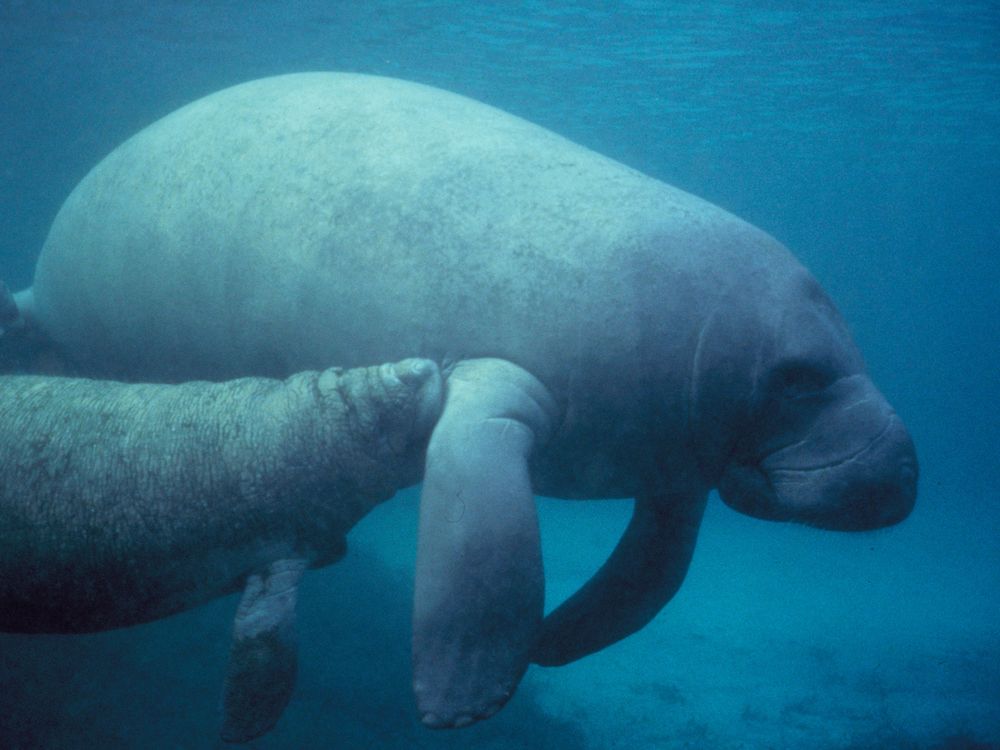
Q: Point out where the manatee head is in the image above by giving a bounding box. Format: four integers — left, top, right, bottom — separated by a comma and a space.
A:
695, 261, 917, 531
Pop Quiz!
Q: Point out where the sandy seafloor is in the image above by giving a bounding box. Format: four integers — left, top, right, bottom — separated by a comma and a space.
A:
2, 489, 997, 749
1, 2, 999, 749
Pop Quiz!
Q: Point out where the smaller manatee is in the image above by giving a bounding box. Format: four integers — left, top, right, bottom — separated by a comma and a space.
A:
0, 360, 442, 742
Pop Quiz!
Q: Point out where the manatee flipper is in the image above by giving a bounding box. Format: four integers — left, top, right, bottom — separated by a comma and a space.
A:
533, 489, 707, 666
413, 358, 557, 728
221, 557, 308, 743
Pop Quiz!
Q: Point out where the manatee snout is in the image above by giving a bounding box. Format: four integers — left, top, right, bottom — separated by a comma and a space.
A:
833, 414, 917, 530
767, 413, 918, 531
719, 376, 918, 532
389, 358, 445, 440
378, 358, 445, 461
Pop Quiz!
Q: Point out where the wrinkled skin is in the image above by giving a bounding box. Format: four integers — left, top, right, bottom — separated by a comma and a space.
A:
0, 359, 442, 741
8, 73, 918, 729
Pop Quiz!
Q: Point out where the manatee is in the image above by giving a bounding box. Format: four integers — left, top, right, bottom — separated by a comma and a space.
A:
10, 72, 918, 728
0, 360, 442, 742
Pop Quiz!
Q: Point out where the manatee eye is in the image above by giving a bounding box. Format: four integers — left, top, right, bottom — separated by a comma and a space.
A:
771, 361, 834, 400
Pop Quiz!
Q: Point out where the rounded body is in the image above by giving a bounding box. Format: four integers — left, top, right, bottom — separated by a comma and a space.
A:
30, 73, 792, 498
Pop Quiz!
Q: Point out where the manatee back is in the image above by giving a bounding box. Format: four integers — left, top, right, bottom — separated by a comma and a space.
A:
30, 73, 758, 389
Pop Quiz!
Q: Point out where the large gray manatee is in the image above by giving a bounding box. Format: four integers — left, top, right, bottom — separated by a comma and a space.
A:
0, 360, 442, 742
11, 72, 918, 728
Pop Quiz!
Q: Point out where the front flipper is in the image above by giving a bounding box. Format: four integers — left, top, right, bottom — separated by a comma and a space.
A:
221, 557, 308, 743
413, 358, 558, 728
533, 489, 707, 666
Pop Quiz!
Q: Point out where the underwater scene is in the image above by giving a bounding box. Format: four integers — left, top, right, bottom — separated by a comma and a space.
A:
0, 2, 997, 749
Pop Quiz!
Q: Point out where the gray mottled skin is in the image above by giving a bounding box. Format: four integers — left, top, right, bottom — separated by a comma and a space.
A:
12, 73, 918, 728
0, 359, 442, 741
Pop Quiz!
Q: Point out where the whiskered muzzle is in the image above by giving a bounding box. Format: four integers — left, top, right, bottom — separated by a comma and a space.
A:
719, 412, 917, 531
764, 414, 918, 530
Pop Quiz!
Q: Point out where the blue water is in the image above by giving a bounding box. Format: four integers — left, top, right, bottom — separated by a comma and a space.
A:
1, 2, 997, 748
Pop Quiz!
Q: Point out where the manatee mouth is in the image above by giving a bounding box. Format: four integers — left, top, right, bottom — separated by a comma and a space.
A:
762, 416, 894, 474
719, 415, 917, 531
